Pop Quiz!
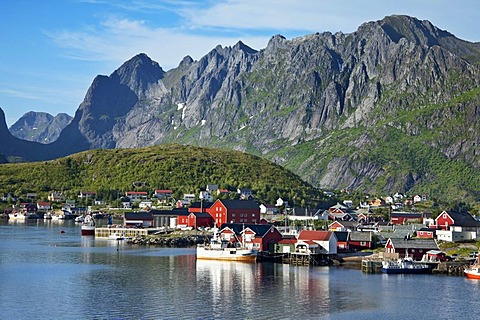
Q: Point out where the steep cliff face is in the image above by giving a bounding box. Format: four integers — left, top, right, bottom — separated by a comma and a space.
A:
2, 15, 480, 199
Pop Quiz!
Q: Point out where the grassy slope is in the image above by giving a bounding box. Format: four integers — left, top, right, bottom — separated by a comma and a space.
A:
0, 144, 323, 206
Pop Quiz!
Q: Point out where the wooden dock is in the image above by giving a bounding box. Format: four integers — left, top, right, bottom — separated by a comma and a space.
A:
361, 260, 383, 273
95, 227, 149, 238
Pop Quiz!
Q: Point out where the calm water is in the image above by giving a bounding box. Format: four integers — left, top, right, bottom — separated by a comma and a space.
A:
1, 220, 480, 320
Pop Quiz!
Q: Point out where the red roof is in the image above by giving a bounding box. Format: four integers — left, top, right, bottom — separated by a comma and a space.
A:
298, 230, 332, 241
278, 238, 297, 245
126, 191, 148, 195
155, 190, 173, 193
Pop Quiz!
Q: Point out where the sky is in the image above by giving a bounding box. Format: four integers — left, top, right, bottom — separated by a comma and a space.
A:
1, 0, 479, 127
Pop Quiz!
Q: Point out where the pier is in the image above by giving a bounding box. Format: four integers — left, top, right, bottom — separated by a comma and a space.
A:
95, 227, 149, 238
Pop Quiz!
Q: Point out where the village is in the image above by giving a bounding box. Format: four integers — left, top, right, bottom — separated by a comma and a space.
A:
2, 185, 480, 274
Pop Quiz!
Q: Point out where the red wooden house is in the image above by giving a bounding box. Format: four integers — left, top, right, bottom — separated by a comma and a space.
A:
187, 212, 215, 228
390, 212, 423, 225
434, 211, 454, 230
188, 201, 214, 214
385, 238, 439, 260
328, 220, 359, 232
348, 231, 373, 251
334, 231, 349, 252
218, 223, 282, 252
416, 227, 435, 239
208, 199, 260, 226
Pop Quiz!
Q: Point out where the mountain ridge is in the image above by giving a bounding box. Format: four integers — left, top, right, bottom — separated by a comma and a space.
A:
2, 14, 480, 202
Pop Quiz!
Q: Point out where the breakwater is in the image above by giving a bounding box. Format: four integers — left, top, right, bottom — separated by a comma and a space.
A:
128, 234, 209, 246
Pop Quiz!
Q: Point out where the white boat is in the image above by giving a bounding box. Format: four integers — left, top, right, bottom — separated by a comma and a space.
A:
381, 257, 432, 274
196, 228, 256, 262
43, 212, 53, 219
8, 212, 27, 220
465, 257, 480, 279
75, 215, 85, 223
81, 214, 95, 236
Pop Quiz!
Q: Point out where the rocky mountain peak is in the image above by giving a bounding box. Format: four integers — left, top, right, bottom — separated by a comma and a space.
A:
377, 15, 452, 47
9, 111, 72, 144
110, 52, 165, 95
0, 108, 11, 139
233, 40, 258, 54
265, 34, 287, 53
178, 55, 194, 68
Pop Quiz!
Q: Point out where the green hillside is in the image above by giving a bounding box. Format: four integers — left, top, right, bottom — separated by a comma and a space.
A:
0, 144, 323, 206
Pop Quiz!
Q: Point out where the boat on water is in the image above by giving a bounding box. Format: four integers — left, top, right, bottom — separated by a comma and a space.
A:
75, 215, 85, 223
8, 212, 36, 220
465, 257, 480, 279
196, 228, 256, 262
43, 212, 53, 219
381, 257, 432, 274
81, 214, 95, 236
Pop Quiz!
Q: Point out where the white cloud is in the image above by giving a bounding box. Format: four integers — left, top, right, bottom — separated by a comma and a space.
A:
46, 16, 269, 71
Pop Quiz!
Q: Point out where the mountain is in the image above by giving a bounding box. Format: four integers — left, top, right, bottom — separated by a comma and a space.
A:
1, 15, 480, 202
9, 111, 72, 144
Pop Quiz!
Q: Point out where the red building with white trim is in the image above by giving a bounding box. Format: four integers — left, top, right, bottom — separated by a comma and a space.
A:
208, 199, 260, 226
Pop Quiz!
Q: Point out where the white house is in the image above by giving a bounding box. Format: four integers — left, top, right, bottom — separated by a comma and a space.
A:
199, 191, 213, 202
260, 204, 278, 215
276, 198, 288, 207
296, 230, 338, 255
139, 201, 153, 209
183, 194, 195, 203
125, 191, 148, 202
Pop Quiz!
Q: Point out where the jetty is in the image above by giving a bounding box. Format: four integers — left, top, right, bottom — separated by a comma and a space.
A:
94, 226, 150, 239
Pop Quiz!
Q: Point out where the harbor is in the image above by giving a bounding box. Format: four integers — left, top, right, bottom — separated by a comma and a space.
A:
2, 220, 480, 320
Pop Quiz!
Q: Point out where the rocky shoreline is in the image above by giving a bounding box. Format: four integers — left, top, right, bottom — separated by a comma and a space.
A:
127, 233, 210, 247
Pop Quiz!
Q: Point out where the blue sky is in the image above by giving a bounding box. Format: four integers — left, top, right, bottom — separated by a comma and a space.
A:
1, 0, 479, 126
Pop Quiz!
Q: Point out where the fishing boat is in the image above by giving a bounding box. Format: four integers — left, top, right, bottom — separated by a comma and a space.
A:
196, 227, 256, 262
381, 257, 432, 274
465, 257, 480, 279
81, 214, 95, 236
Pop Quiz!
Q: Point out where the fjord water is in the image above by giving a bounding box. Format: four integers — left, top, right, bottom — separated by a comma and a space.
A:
1, 221, 480, 320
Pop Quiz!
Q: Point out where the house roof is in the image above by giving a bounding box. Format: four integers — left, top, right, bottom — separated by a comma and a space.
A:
150, 208, 189, 216
189, 201, 214, 209
217, 199, 259, 210
388, 238, 439, 250
219, 223, 273, 237
329, 220, 359, 228
124, 211, 153, 220
391, 212, 423, 218
278, 238, 297, 245
334, 231, 349, 242
298, 230, 333, 241
155, 189, 172, 193
292, 208, 320, 217
349, 231, 372, 242
126, 191, 148, 195
190, 212, 213, 218
447, 211, 480, 227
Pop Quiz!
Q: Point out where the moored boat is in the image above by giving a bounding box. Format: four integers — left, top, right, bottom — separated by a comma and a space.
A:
465, 258, 480, 279
196, 228, 256, 262
81, 214, 95, 236
381, 257, 432, 274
